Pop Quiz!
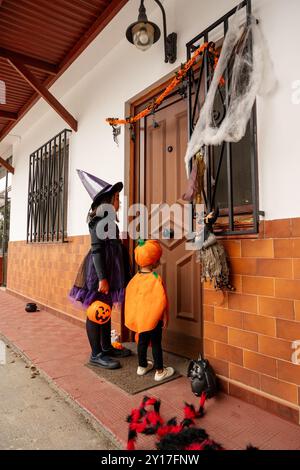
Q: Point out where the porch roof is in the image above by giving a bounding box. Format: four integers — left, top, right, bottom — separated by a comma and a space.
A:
0, 0, 128, 158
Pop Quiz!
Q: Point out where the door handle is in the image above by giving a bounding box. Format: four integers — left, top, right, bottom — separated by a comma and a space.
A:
163, 228, 175, 239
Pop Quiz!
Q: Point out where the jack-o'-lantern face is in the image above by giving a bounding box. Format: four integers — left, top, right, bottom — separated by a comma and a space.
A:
86, 301, 111, 325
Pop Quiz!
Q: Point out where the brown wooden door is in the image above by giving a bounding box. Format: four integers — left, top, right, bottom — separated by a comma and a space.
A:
136, 97, 202, 359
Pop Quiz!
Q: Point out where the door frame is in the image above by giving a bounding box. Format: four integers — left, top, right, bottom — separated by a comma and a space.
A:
124, 59, 205, 257
124, 76, 204, 357
124, 75, 177, 342
125, 72, 182, 264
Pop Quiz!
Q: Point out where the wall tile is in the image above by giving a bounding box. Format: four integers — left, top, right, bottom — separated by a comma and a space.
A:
204, 321, 228, 343
221, 240, 241, 257
203, 289, 226, 307
275, 279, 300, 300
277, 319, 300, 341
215, 307, 243, 329
243, 312, 276, 336
228, 292, 258, 313
206, 356, 229, 378
203, 304, 214, 322
260, 375, 298, 404
229, 363, 260, 389
241, 239, 274, 258
229, 382, 299, 424
278, 360, 300, 386
244, 351, 277, 377
257, 259, 293, 279
293, 259, 300, 279
230, 258, 257, 276
258, 335, 293, 361
228, 328, 258, 351
215, 342, 243, 365
204, 339, 215, 357
242, 276, 274, 296
258, 296, 294, 320
264, 219, 292, 239
291, 218, 300, 237
274, 239, 293, 258
295, 301, 300, 322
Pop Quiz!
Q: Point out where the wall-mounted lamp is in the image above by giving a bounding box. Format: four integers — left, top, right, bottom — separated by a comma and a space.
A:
126, 0, 177, 64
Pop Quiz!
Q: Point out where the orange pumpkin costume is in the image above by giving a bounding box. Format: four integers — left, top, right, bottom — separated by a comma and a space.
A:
134, 239, 162, 268
125, 271, 167, 334
125, 240, 167, 334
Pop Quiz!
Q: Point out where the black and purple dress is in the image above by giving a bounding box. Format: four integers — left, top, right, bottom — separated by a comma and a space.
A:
69, 215, 131, 309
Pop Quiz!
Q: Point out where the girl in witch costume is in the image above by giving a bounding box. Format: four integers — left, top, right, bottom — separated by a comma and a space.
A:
125, 240, 175, 381
69, 170, 132, 370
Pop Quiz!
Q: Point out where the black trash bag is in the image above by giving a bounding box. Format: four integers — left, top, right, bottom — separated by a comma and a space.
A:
187, 355, 218, 398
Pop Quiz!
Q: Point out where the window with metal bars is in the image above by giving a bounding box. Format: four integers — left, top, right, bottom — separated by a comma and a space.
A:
0, 157, 11, 286
186, 0, 260, 236
27, 129, 71, 243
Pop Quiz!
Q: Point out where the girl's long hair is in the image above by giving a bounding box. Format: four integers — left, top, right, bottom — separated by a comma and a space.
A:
86, 194, 115, 223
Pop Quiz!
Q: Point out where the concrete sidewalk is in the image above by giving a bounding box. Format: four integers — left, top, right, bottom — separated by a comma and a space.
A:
0, 345, 118, 450
1, 289, 300, 450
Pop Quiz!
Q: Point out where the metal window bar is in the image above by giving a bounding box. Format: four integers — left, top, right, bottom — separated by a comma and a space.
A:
186, 0, 259, 236
27, 129, 71, 243
0, 160, 11, 286
3, 169, 8, 254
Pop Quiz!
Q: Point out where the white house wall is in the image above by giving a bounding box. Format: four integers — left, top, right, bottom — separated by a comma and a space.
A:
6, 0, 300, 241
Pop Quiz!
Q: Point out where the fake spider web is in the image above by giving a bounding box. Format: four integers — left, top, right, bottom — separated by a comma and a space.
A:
185, 14, 274, 176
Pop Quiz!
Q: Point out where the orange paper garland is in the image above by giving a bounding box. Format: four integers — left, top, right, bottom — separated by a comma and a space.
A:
106, 42, 221, 127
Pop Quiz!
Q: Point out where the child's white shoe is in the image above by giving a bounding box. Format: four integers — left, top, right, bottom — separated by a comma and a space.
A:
137, 361, 154, 376
154, 367, 175, 382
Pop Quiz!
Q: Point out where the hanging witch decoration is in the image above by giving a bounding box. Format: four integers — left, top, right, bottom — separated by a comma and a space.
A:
184, 201, 236, 292
183, 151, 235, 291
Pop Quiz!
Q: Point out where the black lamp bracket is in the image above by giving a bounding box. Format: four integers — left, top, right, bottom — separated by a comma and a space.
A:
153, 0, 177, 63
138, 0, 148, 22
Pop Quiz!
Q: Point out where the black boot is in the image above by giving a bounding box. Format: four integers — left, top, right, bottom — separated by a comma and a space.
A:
89, 352, 120, 369
107, 346, 132, 358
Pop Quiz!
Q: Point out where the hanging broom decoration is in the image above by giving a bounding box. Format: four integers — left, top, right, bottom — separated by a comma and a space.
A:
183, 153, 235, 291
198, 208, 235, 291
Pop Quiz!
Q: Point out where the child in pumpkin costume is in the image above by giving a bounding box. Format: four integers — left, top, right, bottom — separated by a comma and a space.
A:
125, 240, 175, 381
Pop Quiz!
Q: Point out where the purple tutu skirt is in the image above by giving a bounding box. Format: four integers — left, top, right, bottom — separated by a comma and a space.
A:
69, 240, 130, 309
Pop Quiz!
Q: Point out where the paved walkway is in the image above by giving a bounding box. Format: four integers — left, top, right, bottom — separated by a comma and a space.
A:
0, 345, 118, 450
1, 290, 300, 450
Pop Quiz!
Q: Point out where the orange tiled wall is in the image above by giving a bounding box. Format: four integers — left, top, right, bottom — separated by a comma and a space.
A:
203, 218, 300, 419
6, 218, 300, 417
6, 236, 122, 335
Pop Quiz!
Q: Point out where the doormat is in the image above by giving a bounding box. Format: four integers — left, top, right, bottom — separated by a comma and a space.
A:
85, 352, 181, 395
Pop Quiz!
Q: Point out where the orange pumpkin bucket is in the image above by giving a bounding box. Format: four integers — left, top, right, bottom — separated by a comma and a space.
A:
86, 300, 111, 325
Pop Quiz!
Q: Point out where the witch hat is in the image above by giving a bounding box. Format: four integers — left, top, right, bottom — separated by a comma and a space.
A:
76, 169, 109, 199
76, 169, 123, 210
